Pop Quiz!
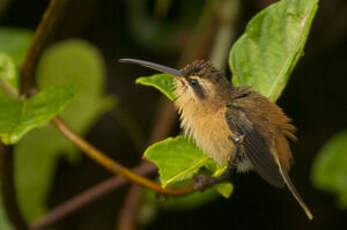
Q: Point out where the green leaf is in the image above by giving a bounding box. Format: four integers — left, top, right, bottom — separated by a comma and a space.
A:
0, 28, 33, 65
144, 136, 209, 187
36, 39, 115, 133
136, 73, 176, 101
312, 131, 347, 208
229, 0, 319, 101
143, 135, 233, 197
215, 182, 233, 198
0, 53, 19, 96
14, 39, 115, 222
0, 85, 76, 144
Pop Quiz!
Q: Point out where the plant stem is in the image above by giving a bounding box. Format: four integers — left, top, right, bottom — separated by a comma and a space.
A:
52, 117, 194, 196
20, 0, 70, 95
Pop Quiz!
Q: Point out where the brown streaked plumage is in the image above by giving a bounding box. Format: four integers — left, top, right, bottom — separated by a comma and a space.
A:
119, 58, 313, 220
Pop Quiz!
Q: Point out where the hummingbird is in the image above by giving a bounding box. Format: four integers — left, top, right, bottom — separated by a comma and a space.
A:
119, 58, 313, 220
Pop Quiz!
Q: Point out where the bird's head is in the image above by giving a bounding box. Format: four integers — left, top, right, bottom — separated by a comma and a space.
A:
119, 58, 232, 109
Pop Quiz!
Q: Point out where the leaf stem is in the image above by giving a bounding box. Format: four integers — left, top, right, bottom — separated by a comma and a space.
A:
20, 0, 70, 95
51, 117, 195, 196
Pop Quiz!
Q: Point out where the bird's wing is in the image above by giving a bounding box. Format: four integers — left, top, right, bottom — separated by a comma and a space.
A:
225, 105, 284, 188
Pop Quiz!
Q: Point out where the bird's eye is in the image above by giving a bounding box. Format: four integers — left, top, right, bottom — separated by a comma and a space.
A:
189, 79, 199, 87
188, 78, 205, 98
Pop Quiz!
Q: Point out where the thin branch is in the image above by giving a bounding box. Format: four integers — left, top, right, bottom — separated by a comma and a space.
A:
51, 117, 195, 196
30, 102, 176, 230
20, 0, 70, 95
30, 161, 156, 230
115, 185, 142, 230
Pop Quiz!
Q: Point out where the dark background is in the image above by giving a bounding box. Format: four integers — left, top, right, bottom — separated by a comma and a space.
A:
1, 0, 347, 229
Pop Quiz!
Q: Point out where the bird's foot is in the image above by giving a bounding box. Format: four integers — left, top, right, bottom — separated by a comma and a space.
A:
193, 174, 215, 191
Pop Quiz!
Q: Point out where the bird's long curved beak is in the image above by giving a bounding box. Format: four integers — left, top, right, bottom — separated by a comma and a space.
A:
118, 58, 183, 78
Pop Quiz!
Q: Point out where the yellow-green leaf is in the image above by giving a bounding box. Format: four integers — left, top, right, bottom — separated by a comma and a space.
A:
215, 182, 233, 198
136, 73, 176, 101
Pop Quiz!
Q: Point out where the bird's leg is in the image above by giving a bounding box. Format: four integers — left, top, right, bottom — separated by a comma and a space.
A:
194, 133, 244, 191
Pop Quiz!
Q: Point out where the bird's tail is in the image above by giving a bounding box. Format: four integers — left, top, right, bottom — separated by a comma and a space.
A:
277, 162, 313, 220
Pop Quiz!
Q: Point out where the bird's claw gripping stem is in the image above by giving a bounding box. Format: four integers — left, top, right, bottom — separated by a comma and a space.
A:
194, 174, 215, 191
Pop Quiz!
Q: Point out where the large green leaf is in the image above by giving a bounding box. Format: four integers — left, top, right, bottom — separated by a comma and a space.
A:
0, 28, 33, 66
35, 39, 115, 132
229, 0, 318, 101
15, 39, 115, 222
312, 131, 347, 208
0, 85, 76, 144
144, 135, 233, 198
144, 136, 210, 187
136, 73, 176, 101
135, 0, 319, 103
0, 53, 19, 96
